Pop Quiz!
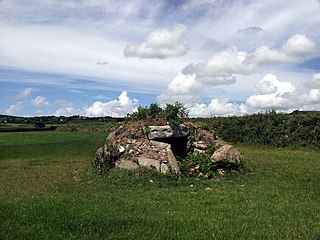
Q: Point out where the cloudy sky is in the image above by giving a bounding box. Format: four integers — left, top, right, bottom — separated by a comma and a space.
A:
1, 0, 320, 117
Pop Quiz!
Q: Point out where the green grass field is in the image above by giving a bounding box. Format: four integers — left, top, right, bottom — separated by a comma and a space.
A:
0, 131, 319, 239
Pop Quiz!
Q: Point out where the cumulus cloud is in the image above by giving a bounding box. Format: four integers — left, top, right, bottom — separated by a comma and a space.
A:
188, 35, 318, 78
157, 72, 202, 104
256, 74, 296, 95
124, 24, 189, 59
308, 73, 320, 89
282, 34, 317, 58
301, 89, 320, 105
5, 101, 24, 115
185, 46, 251, 78
31, 96, 50, 108
158, 46, 246, 104
188, 99, 249, 117
16, 87, 32, 99
187, 72, 319, 117
54, 100, 79, 116
245, 34, 319, 66
84, 91, 138, 117
158, 34, 320, 106
246, 74, 296, 110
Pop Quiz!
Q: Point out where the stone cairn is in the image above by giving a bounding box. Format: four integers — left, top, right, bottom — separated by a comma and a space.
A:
92, 120, 243, 175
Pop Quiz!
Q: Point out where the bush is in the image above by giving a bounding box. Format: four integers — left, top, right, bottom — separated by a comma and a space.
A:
201, 111, 320, 149
126, 102, 189, 129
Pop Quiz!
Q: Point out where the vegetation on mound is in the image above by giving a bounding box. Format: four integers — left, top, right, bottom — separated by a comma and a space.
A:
126, 102, 188, 128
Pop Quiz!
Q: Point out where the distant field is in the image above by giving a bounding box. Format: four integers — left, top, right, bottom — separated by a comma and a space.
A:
0, 131, 320, 239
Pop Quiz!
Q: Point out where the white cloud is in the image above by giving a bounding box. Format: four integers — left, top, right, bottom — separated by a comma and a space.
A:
308, 73, 320, 89
54, 100, 79, 116
282, 34, 318, 58
177, 72, 320, 117
188, 99, 249, 117
5, 102, 24, 115
157, 72, 201, 104
187, 46, 251, 78
84, 91, 138, 117
245, 34, 319, 66
31, 96, 50, 108
256, 73, 296, 95
124, 24, 189, 59
16, 87, 32, 99
158, 34, 319, 107
246, 74, 296, 110
301, 89, 320, 104
244, 46, 289, 66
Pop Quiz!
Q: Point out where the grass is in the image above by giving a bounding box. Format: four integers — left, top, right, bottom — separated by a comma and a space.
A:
0, 131, 320, 239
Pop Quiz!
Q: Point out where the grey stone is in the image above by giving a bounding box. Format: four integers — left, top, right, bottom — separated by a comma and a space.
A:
194, 148, 206, 154
160, 163, 170, 174
150, 140, 170, 150
148, 124, 189, 139
138, 156, 161, 171
115, 159, 139, 170
211, 145, 243, 165
166, 145, 179, 173
194, 141, 208, 150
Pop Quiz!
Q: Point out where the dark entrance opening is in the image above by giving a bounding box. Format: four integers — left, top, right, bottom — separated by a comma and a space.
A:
154, 136, 188, 157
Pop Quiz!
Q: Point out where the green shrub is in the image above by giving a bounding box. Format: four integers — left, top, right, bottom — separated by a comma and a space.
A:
126, 102, 189, 129
201, 111, 320, 149
92, 142, 119, 174
148, 103, 163, 118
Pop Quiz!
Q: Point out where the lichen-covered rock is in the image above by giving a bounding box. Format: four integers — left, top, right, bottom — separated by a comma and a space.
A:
115, 159, 139, 170
211, 144, 243, 165
148, 124, 189, 139
137, 156, 161, 171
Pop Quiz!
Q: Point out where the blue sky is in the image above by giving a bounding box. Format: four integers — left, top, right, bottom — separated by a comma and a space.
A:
1, 0, 320, 117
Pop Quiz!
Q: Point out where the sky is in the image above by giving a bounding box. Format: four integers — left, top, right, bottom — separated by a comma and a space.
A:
1, 0, 320, 117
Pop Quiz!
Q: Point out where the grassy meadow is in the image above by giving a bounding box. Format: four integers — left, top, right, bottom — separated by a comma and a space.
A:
0, 130, 320, 239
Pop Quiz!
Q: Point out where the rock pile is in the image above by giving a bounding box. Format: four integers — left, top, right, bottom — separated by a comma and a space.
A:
92, 120, 243, 175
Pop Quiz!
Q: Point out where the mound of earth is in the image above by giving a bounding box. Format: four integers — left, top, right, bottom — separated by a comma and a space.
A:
92, 119, 243, 175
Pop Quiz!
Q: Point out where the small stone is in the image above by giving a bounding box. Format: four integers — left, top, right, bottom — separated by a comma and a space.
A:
118, 146, 125, 153
194, 142, 207, 150
160, 163, 170, 174
194, 149, 205, 155
149, 179, 154, 183
189, 184, 194, 187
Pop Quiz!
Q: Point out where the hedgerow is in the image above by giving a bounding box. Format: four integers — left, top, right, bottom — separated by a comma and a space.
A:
201, 110, 320, 149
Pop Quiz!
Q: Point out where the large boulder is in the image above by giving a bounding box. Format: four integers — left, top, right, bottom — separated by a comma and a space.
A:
211, 144, 243, 165
148, 124, 189, 139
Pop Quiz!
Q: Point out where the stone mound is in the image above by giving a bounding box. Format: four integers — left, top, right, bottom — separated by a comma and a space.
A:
92, 120, 243, 174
